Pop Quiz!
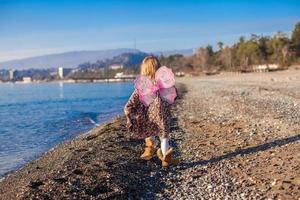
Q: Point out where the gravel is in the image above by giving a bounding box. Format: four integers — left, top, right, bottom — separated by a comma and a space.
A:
160, 70, 300, 199
0, 70, 299, 199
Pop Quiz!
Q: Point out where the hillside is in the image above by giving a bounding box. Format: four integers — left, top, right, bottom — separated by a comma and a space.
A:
77, 52, 149, 71
0, 48, 194, 70
0, 49, 141, 70
153, 48, 194, 56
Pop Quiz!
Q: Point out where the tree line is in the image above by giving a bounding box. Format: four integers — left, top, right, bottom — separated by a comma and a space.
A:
160, 21, 300, 73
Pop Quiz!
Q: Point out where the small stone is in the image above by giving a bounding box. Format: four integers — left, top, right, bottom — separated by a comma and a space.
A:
271, 179, 277, 186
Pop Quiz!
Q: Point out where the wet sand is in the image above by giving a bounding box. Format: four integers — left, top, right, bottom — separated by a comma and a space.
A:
0, 69, 299, 199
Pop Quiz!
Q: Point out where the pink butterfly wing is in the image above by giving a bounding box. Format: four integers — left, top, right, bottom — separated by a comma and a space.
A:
155, 66, 177, 104
159, 87, 177, 104
155, 66, 175, 88
134, 75, 157, 106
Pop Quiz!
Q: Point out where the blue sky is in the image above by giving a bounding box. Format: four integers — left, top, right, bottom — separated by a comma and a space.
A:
0, 0, 300, 62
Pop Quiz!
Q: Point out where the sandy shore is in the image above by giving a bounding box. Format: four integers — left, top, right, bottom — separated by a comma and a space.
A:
0, 70, 299, 199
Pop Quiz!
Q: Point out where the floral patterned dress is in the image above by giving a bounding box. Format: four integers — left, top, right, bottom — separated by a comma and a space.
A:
124, 89, 174, 139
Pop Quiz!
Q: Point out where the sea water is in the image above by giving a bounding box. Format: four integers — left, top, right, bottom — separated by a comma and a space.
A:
0, 82, 133, 177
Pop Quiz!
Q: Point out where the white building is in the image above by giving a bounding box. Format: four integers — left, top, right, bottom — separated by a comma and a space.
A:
109, 64, 124, 70
58, 67, 64, 79
268, 64, 279, 70
175, 71, 185, 77
58, 67, 72, 79
23, 77, 32, 83
253, 64, 279, 72
9, 69, 15, 80
114, 72, 135, 79
192, 48, 198, 55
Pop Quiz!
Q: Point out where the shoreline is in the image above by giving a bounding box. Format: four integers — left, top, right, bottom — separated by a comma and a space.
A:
0, 78, 135, 84
0, 70, 299, 199
0, 80, 133, 181
1, 68, 299, 85
0, 115, 132, 199
0, 113, 123, 180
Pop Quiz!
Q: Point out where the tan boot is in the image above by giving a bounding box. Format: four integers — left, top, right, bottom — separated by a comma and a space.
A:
140, 137, 156, 160
157, 148, 179, 167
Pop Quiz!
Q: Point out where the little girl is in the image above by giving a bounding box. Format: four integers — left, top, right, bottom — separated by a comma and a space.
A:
124, 55, 179, 167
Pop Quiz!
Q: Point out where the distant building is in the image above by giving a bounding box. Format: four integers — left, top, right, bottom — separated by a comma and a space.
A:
50, 71, 58, 76
9, 69, 15, 80
192, 48, 198, 55
109, 64, 124, 70
253, 64, 268, 72
268, 64, 279, 70
71, 68, 80, 73
58, 67, 72, 79
253, 64, 279, 72
23, 77, 32, 83
175, 71, 185, 77
114, 72, 135, 79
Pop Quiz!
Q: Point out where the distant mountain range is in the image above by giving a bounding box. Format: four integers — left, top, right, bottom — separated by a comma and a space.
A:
153, 49, 194, 57
0, 48, 193, 70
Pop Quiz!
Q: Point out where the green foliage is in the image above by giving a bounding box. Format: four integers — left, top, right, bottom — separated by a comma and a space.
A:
217, 42, 224, 50
291, 22, 300, 44
159, 54, 186, 71
291, 22, 300, 56
161, 21, 300, 72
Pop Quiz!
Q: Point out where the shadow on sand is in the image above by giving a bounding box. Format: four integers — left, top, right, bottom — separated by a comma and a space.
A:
180, 133, 300, 170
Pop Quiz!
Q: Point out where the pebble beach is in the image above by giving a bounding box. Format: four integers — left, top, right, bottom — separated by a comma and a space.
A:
0, 69, 299, 199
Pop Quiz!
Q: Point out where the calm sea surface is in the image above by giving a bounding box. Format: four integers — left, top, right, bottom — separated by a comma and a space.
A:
0, 82, 133, 177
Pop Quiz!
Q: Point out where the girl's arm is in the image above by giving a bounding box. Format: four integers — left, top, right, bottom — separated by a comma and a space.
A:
124, 90, 139, 125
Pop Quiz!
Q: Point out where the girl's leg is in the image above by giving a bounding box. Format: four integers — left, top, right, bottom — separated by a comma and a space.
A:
157, 136, 179, 167
140, 136, 156, 160
147, 136, 155, 144
160, 137, 170, 158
